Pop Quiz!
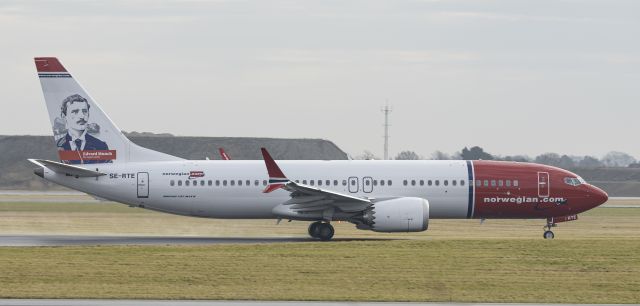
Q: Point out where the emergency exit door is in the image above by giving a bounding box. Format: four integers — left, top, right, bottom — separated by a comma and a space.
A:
137, 172, 149, 198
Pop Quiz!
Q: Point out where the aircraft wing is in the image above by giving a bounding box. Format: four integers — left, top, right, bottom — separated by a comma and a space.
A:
260, 148, 372, 214
280, 180, 371, 213
29, 159, 106, 178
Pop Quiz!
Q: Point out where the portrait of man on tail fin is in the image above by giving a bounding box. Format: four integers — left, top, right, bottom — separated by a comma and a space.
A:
55, 94, 110, 164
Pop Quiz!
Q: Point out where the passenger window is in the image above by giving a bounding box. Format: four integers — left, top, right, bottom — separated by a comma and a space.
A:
373, 180, 378, 186
444, 180, 448, 186
403, 180, 408, 186
223, 180, 227, 186
491, 180, 496, 187
498, 180, 503, 187
365, 180, 370, 186
178, 180, 182, 186
419, 180, 424, 186
216, 180, 220, 186
263, 180, 267, 186
170, 180, 175, 186
310, 180, 315, 186
255, 180, 259, 186
411, 180, 416, 186
246, 180, 250, 186
230, 180, 235, 186
238, 180, 243, 186
208, 180, 212, 186
303, 180, 307, 184
483, 180, 488, 187
506, 180, 511, 187
476, 180, 481, 187
435, 180, 440, 186
380, 180, 385, 186
461, 180, 465, 186
333, 180, 338, 186
351, 180, 356, 186
342, 180, 347, 186
514, 180, 519, 187
388, 180, 392, 186
186, 180, 190, 186
428, 180, 432, 186
200, 180, 205, 186
326, 180, 330, 186
452, 180, 457, 186
318, 180, 322, 186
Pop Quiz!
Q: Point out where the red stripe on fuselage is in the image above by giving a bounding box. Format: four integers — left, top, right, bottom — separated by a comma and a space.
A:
472, 161, 594, 219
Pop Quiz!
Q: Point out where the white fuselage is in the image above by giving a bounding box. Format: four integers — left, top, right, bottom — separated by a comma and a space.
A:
43, 160, 472, 219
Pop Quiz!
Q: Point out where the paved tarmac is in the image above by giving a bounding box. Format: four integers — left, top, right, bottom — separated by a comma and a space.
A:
0, 235, 390, 246
0, 300, 631, 306
0, 235, 314, 246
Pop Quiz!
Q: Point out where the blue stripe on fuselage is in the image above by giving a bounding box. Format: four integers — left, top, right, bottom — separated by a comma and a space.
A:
466, 160, 474, 218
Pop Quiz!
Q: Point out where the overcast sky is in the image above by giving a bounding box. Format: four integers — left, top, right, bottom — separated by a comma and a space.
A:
2, 0, 639, 158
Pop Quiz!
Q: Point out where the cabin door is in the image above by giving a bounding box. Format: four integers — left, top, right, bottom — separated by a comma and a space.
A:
137, 172, 149, 198
537, 172, 549, 197
348, 176, 359, 193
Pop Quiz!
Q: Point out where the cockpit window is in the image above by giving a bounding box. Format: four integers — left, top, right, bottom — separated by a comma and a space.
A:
564, 177, 583, 186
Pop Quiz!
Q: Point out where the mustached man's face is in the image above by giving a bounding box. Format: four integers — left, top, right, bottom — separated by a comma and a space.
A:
65, 101, 89, 133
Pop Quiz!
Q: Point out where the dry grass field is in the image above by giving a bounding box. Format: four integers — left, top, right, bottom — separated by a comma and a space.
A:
0, 198, 638, 302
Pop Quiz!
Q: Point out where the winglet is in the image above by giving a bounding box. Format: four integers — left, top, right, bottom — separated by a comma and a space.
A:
261, 148, 289, 193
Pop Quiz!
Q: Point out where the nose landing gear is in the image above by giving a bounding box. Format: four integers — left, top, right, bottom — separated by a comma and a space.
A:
543, 218, 557, 239
308, 221, 334, 241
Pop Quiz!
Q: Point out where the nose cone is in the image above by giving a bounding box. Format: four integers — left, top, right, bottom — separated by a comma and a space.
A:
589, 185, 608, 208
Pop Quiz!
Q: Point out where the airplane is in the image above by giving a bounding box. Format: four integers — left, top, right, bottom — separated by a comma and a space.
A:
219, 148, 231, 160
30, 57, 608, 241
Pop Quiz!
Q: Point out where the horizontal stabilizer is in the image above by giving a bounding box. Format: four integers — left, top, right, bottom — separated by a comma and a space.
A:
29, 159, 106, 177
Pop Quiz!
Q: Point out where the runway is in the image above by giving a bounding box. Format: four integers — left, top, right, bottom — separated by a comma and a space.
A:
0, 300, 630, 306
0, 235, 390, 246
0, 235, 313, 246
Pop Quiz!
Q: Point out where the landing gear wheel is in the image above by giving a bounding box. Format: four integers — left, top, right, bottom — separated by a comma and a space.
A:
308, 221, 322, 238
542, 217, 557, 239
543, 230, 555, 239
317, 223, 335, 241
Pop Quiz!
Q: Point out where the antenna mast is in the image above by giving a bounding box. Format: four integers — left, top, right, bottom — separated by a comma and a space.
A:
382, 103, 392, 160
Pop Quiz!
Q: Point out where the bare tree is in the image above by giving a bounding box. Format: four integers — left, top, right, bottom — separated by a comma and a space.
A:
602, 151, 637, 167
535, 153, 562, 166
578, 156, 603, 168
395, 151, 421, 160
355, 150, 379, 160
460, 146, 494, 160
430, 150, 450, 160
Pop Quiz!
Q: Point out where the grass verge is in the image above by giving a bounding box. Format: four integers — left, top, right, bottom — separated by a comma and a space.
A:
0, 239, 639, 303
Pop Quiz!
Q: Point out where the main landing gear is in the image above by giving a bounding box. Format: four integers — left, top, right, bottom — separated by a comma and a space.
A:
543, 218, 557, 239
308, 221, 334, 241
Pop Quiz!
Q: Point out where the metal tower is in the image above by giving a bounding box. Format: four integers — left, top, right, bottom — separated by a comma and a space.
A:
382, 104, 392, 160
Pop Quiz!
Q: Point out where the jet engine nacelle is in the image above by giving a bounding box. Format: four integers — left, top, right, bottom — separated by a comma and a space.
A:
359, 197, 429, 232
